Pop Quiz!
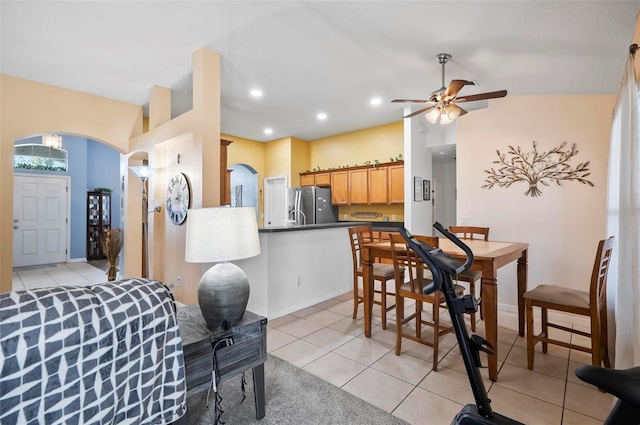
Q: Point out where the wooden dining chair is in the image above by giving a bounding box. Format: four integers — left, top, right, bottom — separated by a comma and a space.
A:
524, 236, 614, 370
448, 226, 490, 332
348, 226, 403, 330
389, 233, 464, 371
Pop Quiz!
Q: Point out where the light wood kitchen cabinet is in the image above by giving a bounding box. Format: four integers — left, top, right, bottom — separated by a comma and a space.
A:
220, 139, 232, 205
330, 171, 348, 205
368, 166, 388, 204
300, 172, 331, 187
314, 172, 331, 187
348, 168, 368, 204
388, 164, 404, 204
223, 169, 232, 205
300, 161, 403, 205
300, 174, 315, 187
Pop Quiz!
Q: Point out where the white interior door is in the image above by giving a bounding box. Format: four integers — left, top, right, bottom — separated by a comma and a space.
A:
13, 174, 69, 267
264, 175, 288, 227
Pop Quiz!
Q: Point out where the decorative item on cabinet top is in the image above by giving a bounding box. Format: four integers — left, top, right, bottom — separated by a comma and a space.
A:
300, 160, 404, 181
303, 158, 403, 174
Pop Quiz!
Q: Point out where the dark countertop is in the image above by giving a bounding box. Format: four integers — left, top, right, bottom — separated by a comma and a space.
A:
258, 221, 404, 233
258, 222, 368, 233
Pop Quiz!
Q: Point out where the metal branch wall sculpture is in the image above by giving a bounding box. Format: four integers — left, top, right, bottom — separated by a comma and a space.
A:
482, 141, 593, 197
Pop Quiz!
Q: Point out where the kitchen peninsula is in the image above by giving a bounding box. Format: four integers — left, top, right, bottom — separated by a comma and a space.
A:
237, 222, 400, 319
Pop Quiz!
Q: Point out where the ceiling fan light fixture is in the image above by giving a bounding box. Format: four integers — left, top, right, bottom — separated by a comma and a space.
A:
425, 108, 440, 124
393, 52, 507, 121
445, 105, 460, 120
439, 113, 454, 125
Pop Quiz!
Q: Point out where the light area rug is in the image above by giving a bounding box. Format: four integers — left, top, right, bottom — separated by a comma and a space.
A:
186, 354, 408, 424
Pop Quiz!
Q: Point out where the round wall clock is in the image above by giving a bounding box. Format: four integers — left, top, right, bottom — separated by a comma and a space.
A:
166, 172, 190, 225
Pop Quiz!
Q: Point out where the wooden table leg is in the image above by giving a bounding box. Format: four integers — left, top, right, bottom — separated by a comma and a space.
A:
253, 363, 265, 419
517, 249, 528, 337
362, 246, 374, 338
481, 268, 499, 382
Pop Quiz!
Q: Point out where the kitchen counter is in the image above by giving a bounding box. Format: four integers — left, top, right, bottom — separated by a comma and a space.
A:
258, 222, 368, 233
238, 226, 352, 319
243, 221, 406, 319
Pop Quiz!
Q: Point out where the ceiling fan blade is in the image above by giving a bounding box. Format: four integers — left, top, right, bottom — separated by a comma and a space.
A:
454, 89, 508, 103
403, 105, 436, 119
456, 105, 468, 116
442, 80, 469, 101
392, 98, 432, 104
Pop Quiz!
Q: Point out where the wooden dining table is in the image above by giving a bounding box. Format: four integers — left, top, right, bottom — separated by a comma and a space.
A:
361, 237, 528, 382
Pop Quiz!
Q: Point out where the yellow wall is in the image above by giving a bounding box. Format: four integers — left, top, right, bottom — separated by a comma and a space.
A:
310, 121, 403, 169
0, 74, 144, 292
290, 137, 310, 188
308, 122, 405, 221
222, 133, 266, 226
339, 204, 404, 222
264, 137, 292, 184
224, 128, 405, 223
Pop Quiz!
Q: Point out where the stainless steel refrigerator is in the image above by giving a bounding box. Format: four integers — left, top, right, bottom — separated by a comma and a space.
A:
287, 186, 338, 225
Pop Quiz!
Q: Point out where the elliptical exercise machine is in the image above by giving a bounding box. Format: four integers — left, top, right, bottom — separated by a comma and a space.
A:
400, 223, 640, 425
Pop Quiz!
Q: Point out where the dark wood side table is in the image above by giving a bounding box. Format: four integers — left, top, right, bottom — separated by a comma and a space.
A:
176, 305, 268, 420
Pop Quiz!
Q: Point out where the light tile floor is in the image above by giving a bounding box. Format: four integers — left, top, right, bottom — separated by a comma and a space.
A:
12, 264, 613, 425
12, 262, 110, 290
268, 294, 613, 425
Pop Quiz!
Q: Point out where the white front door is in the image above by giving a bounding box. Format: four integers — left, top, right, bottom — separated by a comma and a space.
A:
13, 174, 69, 267
264, 176, 288, 227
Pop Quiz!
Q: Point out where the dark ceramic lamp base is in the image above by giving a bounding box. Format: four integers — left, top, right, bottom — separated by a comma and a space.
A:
197, 262, 250, 331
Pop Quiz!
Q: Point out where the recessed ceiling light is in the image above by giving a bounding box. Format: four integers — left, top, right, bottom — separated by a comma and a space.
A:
317, 113, 327, 120
264, 128, 273, 135
250, 89, 263, 98
370, 97, 382, 106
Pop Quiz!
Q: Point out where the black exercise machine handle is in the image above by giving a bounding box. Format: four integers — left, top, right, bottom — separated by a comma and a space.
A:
432, 222, 474, 275
399, 227, 442, 295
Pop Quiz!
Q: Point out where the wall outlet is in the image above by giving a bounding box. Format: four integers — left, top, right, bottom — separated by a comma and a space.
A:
461, 217, 470, 225
296, 276, 301, 287
391, 214, 396, 221
176, 276, 182, 287
343, 214, 348, 220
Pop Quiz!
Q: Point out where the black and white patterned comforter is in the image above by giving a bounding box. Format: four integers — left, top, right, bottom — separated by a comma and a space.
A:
0, 278, 187, 424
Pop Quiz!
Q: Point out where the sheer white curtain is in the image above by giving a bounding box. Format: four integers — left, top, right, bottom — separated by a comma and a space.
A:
607, 50, 640, 369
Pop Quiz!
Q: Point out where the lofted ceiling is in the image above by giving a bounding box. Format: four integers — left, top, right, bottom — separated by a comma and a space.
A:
1, 1, 639, 143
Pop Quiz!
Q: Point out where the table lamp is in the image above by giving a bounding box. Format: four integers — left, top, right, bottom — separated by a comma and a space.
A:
185, 207, 261, 330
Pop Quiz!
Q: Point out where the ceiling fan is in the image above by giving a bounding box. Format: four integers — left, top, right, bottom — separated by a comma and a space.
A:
392, 53, 507, 125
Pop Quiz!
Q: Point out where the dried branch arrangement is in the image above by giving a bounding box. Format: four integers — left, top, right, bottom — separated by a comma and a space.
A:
482, 141, 593, 197
100, 228, 122, 281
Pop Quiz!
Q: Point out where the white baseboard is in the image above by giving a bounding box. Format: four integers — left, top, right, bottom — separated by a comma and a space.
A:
69, 258, 88, 263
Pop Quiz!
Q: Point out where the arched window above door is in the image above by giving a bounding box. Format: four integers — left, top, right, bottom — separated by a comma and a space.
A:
14, 143, 68, 171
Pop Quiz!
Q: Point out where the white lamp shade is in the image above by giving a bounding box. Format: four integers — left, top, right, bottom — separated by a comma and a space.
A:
185, 207, 261, 263
129, 165, 152, 179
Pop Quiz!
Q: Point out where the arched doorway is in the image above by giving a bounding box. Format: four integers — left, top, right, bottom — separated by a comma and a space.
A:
12, 134, 122, 267
229, 163, 259, 219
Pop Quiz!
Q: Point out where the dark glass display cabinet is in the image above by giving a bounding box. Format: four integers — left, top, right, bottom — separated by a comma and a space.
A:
87, 191, 111, 260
